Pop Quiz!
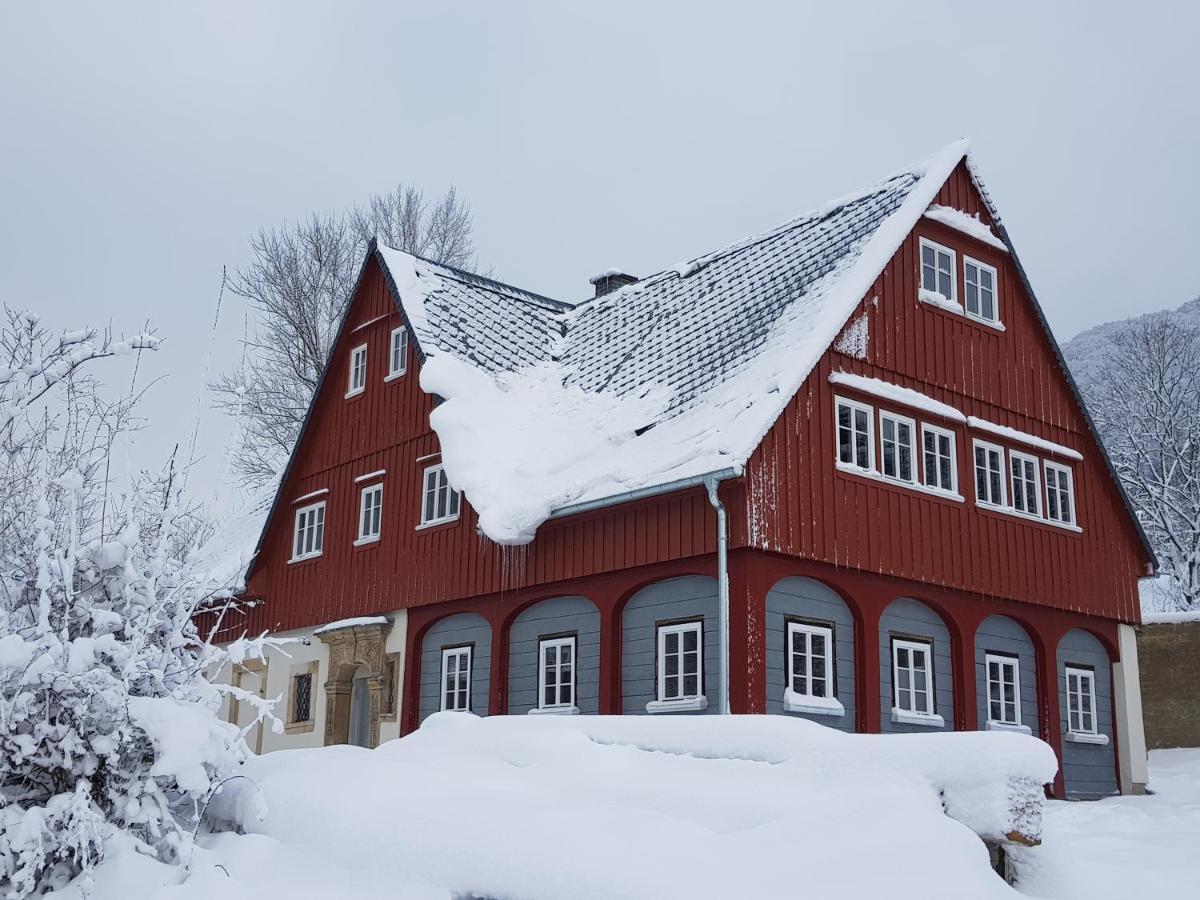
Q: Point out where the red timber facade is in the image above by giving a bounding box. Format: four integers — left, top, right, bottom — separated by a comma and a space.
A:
221, 146, 1154, 799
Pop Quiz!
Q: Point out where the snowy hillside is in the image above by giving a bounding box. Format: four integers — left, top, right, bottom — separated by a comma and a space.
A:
1061, 295, 1200, 391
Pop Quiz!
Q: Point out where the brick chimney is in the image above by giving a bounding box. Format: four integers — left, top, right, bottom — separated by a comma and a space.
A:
589, 269, 639, 298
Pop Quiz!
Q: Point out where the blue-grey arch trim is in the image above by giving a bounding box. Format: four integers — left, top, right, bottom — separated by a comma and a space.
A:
1057, 629, 1118, 799
418, 612, 492, 723
974, 615, 1039, 737
879, 598, 954, 733
508, 596, 601, 715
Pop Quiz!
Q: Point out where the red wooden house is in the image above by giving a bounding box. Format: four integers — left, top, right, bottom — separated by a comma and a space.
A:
215, 141, 1154, 799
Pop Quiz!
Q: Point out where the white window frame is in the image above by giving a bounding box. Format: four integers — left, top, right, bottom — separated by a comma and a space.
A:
440, 646, 472, 712
1064, 665, 1099, 736
973, 439, 1007, 508
921, 423, 958, 495
786, 621, 835, 701
879, 410, 917, 485
1009, 449, 1042, 518
290, 501, 326, 562
919, 237, 957, 305
655, 620, 704, 705
355, 482, 383, 545
891, 637, 938, 721
835, 396, 875, 473
386, 326, 408, 380
963, 256, 1000, 325
985, 653, 1022, 727
419, 464, 462, 527
1045, 461, 1076, 526
347, 343, 368, 397
536, 635, 577, 713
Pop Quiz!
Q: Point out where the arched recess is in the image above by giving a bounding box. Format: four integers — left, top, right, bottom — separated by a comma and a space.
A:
974, 615, 1039, 736
418, 612, 492, 724
620, 576, 719, 715
316, 618, 392, 748
507, 596, 600, 716
879, 598, 954, 733
1057, 628, 1118, 799
765, 577, 856, 732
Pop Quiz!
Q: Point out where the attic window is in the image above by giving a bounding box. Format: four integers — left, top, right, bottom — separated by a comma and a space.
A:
919, 238, 956, 305
347, 344, 368, 397
964, 257, 999, 324
387, 327, 408, 380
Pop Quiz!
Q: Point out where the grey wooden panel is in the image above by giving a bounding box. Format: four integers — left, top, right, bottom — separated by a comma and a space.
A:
419, 613, 492, 723
621, 576, 719, 715
974, 615, 1039, 737
765, 577, 856, 732
879, 598, 954, 733
508, 596, 601, 715
1057, 629, 1118, 799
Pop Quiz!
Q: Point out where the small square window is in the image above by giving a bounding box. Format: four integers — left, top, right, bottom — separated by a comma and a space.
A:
347, 344, 368, 396
420, 465, 461, 526
973, 440, 1006, 507
922, 424, 957, 493
964, 257, 1000, 324
919, 238, 957, 304
291, 501, 326, 561
1009, 450, 1041, 517
835, 397, 874, 472
1045, 462, 1075, 526
879, 411, 916, 484
387, 327, 408, 379
357, 483, 383, 543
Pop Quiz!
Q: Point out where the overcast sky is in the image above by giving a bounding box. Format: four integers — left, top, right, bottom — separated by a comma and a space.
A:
2, 1, 1197, 512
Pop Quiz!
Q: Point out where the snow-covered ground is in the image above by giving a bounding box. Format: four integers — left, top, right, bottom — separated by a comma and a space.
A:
1011, 748, 1200, 899
47, 719, 1199, 899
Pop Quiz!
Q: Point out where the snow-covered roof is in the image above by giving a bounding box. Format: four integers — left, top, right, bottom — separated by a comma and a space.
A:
190, 480, 279, 593
377, 141, 974, 544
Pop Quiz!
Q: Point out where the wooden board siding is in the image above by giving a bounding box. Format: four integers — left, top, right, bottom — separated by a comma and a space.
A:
740, 162, 1149, 622
238, 259, 719, 637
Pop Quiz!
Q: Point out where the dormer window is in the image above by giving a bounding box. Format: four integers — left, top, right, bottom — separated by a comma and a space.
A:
347, 344, 367, 397
919, 238, 956, 305
964, 257, 999, 324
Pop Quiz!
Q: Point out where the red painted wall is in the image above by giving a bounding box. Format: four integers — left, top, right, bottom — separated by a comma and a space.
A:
739, 163, 1150, 622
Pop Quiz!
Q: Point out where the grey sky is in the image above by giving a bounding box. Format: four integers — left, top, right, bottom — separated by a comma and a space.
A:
3, 1, 1197, 510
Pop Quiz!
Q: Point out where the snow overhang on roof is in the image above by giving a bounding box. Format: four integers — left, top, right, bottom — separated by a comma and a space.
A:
376, 141, 972, 545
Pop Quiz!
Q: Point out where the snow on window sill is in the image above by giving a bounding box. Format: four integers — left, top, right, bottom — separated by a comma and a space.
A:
964, 312, 1007, 332
985, 720, 1032, 735
783, 689, 845, 717
890, 708, 945, 728
384, 370, 407, 382
527, 705, 580, 716
646, 696, 709, 714
836, 463, 965, 503
918, 288, 964, 314
1065, 731, 1109, 746
353, 535, 380, 547
976, 500, 1083, 533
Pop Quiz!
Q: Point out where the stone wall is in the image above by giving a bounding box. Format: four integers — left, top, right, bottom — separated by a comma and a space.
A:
1137, 620, 1200, 750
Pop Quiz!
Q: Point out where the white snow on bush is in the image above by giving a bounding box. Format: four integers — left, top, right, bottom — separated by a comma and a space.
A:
923, 205, 1008, 251
830, 371, 967, 422
198, 714, 1056, 900
128, 697, 243, 795
386, 141, 973, 544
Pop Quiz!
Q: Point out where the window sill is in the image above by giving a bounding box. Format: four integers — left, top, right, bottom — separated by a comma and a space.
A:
344, 388, 365, 399
288, 553, 323, 565
783, 689, 845, 717
890, 708, 945, 728
384, 371, 407, 382
976, 501, 1083, 533
836, 463, 965, 503
918, 288, 965, 315
353, 535, 380, 547
1065, 731, 1109, 746
985, 720, 1032, 735
646, 696, 709, 714
284, 720, 315, 735
415, 516, 461, 532
527, 705, 580, 716
918, 293, 1007, 334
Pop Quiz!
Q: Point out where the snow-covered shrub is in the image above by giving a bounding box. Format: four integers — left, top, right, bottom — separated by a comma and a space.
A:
0, 309, 275, 897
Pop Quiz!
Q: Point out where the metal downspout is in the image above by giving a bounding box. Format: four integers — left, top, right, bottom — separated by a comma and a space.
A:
705, 474, 730, 715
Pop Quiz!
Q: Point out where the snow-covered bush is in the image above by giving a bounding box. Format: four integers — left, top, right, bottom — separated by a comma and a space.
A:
0, 309, 274, 897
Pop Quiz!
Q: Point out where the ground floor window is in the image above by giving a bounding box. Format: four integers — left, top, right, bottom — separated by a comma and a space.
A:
441, 646, 472, 712
657, 620, 703, 703
538, 635, 576, 710
985, 653, 1021, 726
1065, 665, 1097, 734
786, 620, 834, 700
291, 671, 313, 724
892, 638, 934, 716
